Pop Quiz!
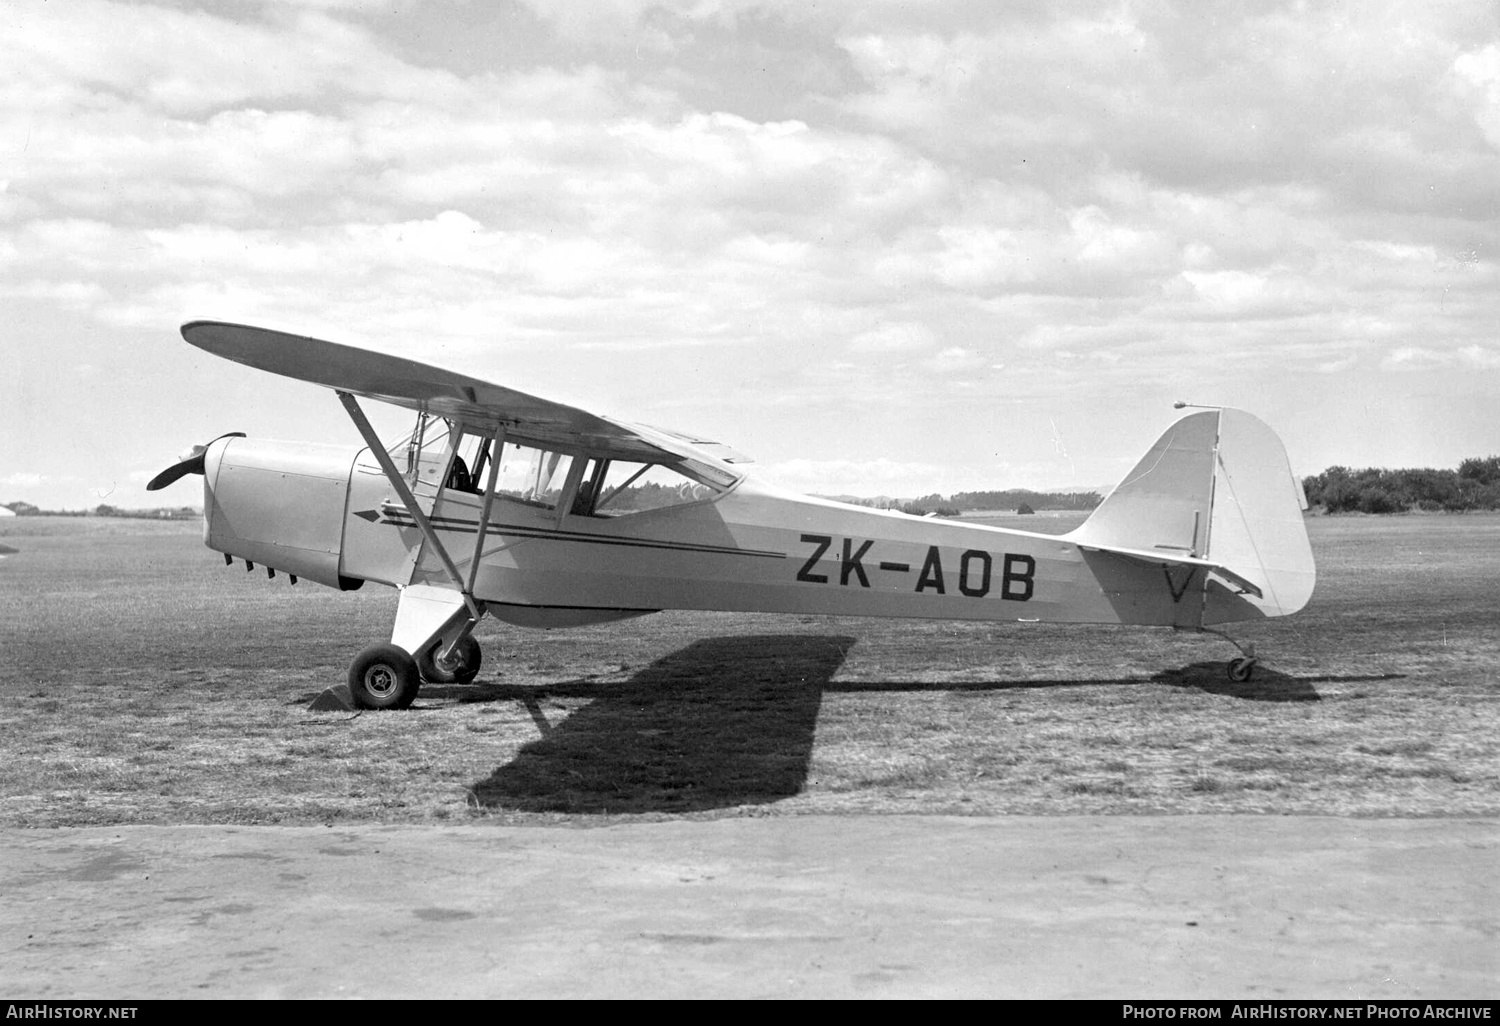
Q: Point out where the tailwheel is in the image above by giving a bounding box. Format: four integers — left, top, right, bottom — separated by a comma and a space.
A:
348, 644, 422, 710
417, 635, 482, 685
1226, 656, 1257, 683
1198, 626, 1258, 683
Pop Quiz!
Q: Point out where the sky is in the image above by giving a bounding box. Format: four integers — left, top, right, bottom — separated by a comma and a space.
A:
3, 0, 1498, 510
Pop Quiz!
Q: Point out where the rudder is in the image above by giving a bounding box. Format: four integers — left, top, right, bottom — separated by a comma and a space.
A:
1201, 409, 1315, 622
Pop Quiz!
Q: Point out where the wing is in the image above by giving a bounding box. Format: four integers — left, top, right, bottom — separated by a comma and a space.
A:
639, 425, 756, 464
182, 320, 705, 463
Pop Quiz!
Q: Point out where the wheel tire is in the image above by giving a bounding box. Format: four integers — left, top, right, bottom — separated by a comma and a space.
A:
1226, 657, 1256, 683
348, 644, 422, 710
417, 635, 482, 685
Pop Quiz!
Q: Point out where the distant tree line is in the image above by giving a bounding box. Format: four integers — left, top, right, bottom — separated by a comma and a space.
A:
950, 489, 1103, 512
897, 495, 962, 517
838, 489, 1103, 517
1302, 457, 1500, 513
0, 501, 199, 519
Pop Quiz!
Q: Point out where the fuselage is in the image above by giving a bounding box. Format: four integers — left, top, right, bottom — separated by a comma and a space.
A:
356, 472, 1204, 627
199, 435, 1267, 631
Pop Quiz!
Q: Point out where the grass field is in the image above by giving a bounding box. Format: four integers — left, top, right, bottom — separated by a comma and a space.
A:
1, 513, 1497, 825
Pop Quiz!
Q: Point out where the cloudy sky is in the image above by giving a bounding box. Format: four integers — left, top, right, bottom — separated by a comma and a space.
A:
4, 0, 1498, 510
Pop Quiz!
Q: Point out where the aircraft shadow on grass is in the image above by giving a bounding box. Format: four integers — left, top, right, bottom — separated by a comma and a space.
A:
454, 635, 1405, 815
463, 635, 855, 815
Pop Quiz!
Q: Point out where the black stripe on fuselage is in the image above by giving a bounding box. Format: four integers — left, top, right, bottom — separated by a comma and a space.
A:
489, 601, 661, 614
375, 507, 786, 560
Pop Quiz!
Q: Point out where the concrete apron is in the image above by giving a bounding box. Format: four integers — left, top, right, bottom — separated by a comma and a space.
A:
2, 816, 1495, 999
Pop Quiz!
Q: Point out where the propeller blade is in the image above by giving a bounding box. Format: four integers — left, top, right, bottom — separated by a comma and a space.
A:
146, 432, 245, 491
145, 457, 202, 492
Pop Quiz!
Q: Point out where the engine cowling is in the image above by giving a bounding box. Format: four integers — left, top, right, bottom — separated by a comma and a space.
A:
202, 436, 363, 590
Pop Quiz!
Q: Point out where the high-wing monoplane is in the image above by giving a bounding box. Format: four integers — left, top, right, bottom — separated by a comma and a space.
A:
150, 321, 1315, 709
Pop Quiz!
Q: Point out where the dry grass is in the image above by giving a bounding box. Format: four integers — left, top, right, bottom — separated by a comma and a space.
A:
1, 512, 1497, 825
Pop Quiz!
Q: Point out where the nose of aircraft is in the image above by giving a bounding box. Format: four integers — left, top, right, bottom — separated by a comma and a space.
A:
200, 436, 364, 590
145, 432, 247, 491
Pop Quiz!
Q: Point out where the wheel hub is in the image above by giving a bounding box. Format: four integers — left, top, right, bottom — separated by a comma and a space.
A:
365, 665, 397, 697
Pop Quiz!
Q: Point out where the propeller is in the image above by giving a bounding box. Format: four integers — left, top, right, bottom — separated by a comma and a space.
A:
146, 432, 246, 491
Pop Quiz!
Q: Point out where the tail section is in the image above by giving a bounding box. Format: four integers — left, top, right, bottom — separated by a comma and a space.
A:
1069, 408, 1315, 623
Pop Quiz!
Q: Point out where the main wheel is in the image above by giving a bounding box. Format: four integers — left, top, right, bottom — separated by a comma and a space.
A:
348, 644, 422, 710
1226, 656, 1257, 683
417, 635, 482, 685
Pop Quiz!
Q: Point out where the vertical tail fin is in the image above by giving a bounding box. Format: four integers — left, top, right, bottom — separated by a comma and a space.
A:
1071, 410, 1219, 557
1069, 408, 1315, 622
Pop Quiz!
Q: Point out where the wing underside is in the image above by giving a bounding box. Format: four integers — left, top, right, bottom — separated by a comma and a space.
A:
182, 321, 691, 462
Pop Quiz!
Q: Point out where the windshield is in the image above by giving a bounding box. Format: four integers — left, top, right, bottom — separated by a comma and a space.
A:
387, 415, 498, 492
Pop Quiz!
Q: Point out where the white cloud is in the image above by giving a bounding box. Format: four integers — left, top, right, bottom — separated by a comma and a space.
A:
924, 347, 986, 373
7, 0, 462, 116
931, 225, 1036, 291
849, 322, 935, 353
749, 456, 973, 497
1458, 345, 1500, 369
1381, 345, 1500, 371
1452, 44, 1500, 151
0, 280, 109, 306
1315, 356, 1359, 374
1181, 270, 1267, 311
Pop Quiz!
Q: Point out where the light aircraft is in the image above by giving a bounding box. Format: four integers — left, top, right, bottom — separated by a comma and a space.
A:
150, 321, 1315, 710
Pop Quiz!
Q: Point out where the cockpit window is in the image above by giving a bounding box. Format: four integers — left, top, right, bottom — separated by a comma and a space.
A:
385, 413, 737, 515
574, 458, 728, 517
494, 442, 574, 510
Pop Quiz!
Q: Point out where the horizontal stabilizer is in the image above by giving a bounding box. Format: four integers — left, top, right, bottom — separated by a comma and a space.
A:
1075, 543, 1263, 598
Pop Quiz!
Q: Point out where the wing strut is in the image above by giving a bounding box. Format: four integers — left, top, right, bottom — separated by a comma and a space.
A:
466, 426, 506, 596
336, 391, 482, 624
